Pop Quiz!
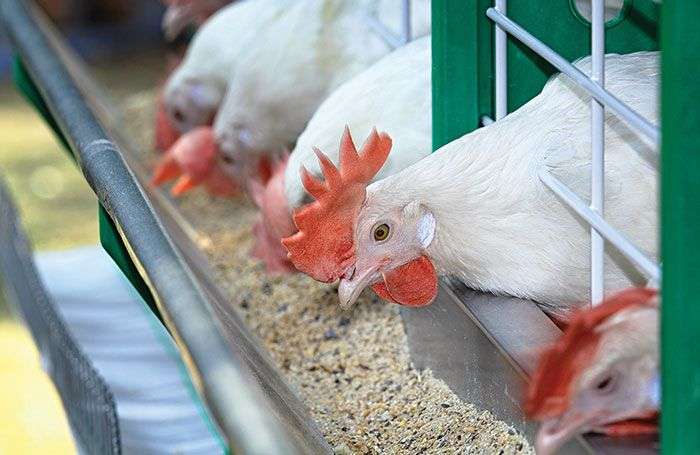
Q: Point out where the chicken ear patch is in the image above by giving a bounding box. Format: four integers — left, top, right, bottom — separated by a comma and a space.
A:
371, 256, 438, 307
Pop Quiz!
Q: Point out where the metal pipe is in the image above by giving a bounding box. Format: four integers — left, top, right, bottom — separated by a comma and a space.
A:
0, 1, 299, 453
481, 115, 495, 126
540, 170, 660, 284
402, 0, 412, 44
590, 0, 605, 304
366, 13, 403, 49
494, 0, 508, 120
486, 8, 659, 145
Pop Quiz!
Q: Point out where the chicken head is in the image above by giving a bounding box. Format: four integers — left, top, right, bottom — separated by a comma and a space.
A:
282, 127, 438, 310
164, 78, 220, 134
525, 288, 659, 455
152, 126, 238, 197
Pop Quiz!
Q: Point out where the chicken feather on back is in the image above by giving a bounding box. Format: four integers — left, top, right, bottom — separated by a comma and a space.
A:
285, 36, 432, 209
213, 0, 431, 179
250, 37, 432, 274
283, 52, 658, 312
163, 0, 293, 134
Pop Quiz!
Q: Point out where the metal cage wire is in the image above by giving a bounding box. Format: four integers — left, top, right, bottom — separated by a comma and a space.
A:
0, 178, 121, 455
367, 0, 413, 49
486, 0, 661, 303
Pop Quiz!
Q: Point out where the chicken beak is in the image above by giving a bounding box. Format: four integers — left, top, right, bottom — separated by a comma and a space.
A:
338, 265, 380, 311
536, 413, 593, 455
171, 175, 200, 196
151, 154, 181, 186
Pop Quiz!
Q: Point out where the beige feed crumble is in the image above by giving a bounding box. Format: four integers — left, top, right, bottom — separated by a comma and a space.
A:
123, 91, 533, 454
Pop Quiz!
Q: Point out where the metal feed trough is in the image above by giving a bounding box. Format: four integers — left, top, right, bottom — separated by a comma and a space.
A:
1, 0, 698, 453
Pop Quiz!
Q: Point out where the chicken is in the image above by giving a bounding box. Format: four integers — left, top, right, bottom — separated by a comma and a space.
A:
248, 37, 432, 274
213, 0, 431, 186
152, 126, 239, 197
161, 0, 235, 41
525, 287, 659, 455
283, 52, 658, 312
162, 0, 292, 136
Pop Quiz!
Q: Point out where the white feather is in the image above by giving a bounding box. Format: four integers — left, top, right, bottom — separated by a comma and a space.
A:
284, 36, 432, 208
365, 52, 659, 308
164, 0, 293, 107
213, 0, 431, 159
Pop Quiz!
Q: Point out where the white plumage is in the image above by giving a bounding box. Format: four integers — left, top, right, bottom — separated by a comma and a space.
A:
163, 0, 292, 133
359, 52, 658, 311
249, 36, 431, 275
213, 0, 431, 173
284, 36, 432, 209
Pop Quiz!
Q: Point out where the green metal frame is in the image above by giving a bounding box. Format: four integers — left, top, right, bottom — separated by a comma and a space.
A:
432, 0, 700, 452
661, 1, 700, 453
11, 56, 160, 320
432, 0, 659, 150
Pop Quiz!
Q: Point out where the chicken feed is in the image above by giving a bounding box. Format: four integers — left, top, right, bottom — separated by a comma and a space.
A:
123, 90, 532, 454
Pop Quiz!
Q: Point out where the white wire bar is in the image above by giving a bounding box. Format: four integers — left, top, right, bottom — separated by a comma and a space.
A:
481, 115, 495, 126
366, 1, 413, 50
590, 0, 605, 304
540, 170, 661, 283
402, 0, 412, 44
494, 0, 508, 120
366, 14, 404, 49
485, 7, 660, 145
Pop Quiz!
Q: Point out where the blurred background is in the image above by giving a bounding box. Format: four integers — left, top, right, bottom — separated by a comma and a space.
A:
0, 1, 168, 452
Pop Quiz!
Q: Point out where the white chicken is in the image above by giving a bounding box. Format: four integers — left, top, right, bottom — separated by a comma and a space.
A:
162, 0, 292, 135
213, 0, 431, 182
283, 52, 658, 313
247, 37, 432, 274
525, 287, 659, 455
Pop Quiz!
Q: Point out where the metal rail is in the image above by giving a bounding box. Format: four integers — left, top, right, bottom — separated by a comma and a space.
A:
494, 0, 507, 120
0, 1, 299, 453
486, 7, 660, 146
486, 2, 660, 301
366, 0, 413, 50
540, 170, 660, 283
590, 0, 606, 304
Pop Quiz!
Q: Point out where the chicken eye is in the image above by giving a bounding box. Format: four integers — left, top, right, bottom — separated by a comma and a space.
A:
373, 223, 391, 242
173, 108, 185, 123
594, 374, 616, 395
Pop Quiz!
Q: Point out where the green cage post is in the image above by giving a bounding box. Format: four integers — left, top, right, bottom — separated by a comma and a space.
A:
661, 1, 700, 453
431, 0, 658, 151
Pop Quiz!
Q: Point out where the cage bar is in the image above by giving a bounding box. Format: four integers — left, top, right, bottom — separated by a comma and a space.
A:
661, 0, 700, 453
590, 0, 605, 304
486, 7, 659, 145
494, 0, 507, 120
540, 170, 660, 283
402, 0, 411, 44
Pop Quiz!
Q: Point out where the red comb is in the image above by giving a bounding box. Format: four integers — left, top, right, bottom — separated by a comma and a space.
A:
281, 127, 392, 282
525, 288, 658, 419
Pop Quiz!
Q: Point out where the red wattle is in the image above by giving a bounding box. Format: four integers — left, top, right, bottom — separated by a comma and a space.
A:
371, 256, 438, 307
603, 413, 659, 437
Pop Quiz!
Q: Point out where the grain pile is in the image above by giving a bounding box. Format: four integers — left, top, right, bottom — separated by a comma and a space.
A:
123, 91, 532, 454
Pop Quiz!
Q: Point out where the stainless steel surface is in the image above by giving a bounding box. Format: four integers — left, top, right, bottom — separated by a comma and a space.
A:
401, 278, 658, 454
